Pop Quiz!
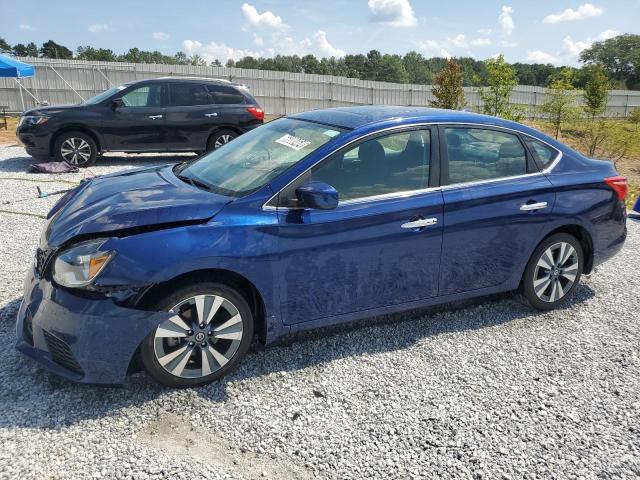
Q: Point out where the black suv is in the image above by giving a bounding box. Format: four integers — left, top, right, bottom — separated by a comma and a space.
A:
17, 77, 264, 167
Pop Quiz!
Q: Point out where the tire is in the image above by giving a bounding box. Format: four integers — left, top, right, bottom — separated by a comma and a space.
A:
140, 282, 254, 388
54, 131, 98, 167
519, 233, 584, 310
207, 129, 238, 151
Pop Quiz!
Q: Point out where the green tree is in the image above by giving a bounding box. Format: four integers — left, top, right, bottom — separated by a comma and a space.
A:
478, 54, 522, 121
76, 46, 116, 62
378, 54, 409, 83
539, 68, 582, 139
13, 42, 39, 57
40, 40, 73, 59
583, 64, 610, 118
580, 34, 640, 89
0, 37, 11, 53
365, 50, 383, 81
429, 58, 465, 109
403, 51, 431, 84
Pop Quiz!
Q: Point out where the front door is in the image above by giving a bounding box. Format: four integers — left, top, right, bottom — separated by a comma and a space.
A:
102, 82, 167, 151
274, 128, 444, 324
438, 125, 556, 295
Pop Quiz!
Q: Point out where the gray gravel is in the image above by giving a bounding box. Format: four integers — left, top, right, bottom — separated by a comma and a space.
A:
0, 145, 639, 479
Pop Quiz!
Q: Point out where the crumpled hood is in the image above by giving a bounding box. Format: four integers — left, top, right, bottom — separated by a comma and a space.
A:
45, 165, 234, 247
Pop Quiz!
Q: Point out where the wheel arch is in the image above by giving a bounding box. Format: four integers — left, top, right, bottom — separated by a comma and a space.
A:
50, 126, 102, 156
136, 268, 268, 344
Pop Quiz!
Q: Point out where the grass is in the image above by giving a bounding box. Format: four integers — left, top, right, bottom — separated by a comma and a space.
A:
0, 116, 19, 145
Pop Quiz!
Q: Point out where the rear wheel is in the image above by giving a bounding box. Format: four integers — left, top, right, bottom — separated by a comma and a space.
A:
207, 129, 237, 151
140, 282, 253, 388
520, 233, 583, 310
54, 131, 97, 167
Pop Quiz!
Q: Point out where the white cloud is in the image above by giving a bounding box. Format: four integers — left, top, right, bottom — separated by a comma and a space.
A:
595, 29, 619, 41
543, 3, 603, 24
500, 40, 518, 47
471, 37, 492, 47
562, 30, 619, 58
88, 24, 109, 33
499, 5, 514, 35
450, 34, 468, 48
526, 50, 559, 64
368, 0, 417, 27
19, 23, 36, 31
477, 28, 493, 35
152, 32, 169, 40
314, 30, 345, 57
241, 3, 286, 30
183, 39, 260, 64
253, 33, 264, 46
440, 49, 452, 59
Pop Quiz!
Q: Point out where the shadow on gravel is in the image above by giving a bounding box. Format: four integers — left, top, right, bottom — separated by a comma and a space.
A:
0, 283, 595, 430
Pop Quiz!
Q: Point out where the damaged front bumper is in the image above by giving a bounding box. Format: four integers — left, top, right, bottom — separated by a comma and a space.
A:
15, 270, 172, 385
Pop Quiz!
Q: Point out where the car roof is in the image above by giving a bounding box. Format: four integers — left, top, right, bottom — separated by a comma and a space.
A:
290, 106, 521, 130
130, 77, 244, 87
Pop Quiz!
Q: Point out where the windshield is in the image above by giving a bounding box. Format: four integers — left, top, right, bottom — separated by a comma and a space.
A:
83, 85, 126, 105
176, 118, 345, 196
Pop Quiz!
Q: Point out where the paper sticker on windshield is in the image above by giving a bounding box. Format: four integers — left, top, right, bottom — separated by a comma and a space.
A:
323, 129, 340, 137
275, 134, 311, 150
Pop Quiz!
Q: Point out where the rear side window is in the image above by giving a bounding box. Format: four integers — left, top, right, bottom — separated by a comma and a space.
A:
444, 127, 527, 185
207, 85, 246, 104
524, 137, 558, 169
168, 83, 213, 106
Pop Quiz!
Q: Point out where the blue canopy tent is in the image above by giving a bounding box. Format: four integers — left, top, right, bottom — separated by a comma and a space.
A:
0, 55, 37, 111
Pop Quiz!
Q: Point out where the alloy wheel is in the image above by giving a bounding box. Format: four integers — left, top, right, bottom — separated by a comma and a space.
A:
532, 241, 579, 303
214, 134, 233, 148
60, 137, 91, 165
153, 294, 243, 379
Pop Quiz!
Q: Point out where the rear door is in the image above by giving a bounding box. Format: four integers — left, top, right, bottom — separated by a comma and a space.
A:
272, 127, 444, 324
102, 82, 167, 151
163, 82, 220, 151
438, 125, 556, 295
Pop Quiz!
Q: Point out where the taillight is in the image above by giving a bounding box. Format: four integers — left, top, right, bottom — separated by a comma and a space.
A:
246, 107, 264, 121
604, 176, 628, 200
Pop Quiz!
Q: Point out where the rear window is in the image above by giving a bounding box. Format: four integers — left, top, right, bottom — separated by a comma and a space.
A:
524, 137, 559, 169
206, 85, 246, 104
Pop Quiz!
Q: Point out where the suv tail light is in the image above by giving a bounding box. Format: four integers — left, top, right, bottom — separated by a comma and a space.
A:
246, 107, 264, 121
604, 176, 628, 200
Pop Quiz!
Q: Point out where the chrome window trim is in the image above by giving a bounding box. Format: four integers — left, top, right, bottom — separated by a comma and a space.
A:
262, 121, 563, 212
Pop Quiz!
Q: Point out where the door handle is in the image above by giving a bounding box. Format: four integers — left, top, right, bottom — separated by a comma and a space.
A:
520, 201, 548, 211
204, 113, 218, 117
401, 218, 438, 229
148, 115, 163, 120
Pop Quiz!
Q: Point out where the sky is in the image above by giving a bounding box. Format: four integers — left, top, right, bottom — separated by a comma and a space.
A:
1, 0, 638, 66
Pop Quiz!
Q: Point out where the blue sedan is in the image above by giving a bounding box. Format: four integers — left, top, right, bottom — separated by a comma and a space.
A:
16, 106, 628, 387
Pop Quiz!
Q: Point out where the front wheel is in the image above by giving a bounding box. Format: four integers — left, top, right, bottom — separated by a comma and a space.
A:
54, 131, 97, 167
140, 282, 253, 388
520, 233, 584, 310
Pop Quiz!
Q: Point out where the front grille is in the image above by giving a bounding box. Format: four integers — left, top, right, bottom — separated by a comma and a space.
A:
23, 308, 34, 346
34, 247, 55, 277
43, 331, 84, 375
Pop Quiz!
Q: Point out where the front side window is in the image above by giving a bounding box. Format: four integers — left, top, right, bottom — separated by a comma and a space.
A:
445, 127, 527, 185
169, 83, 213, 106
120, 84, 163, 107
524, 137, 558, 169
279, 129, 431, 206
176, 118, 345, 196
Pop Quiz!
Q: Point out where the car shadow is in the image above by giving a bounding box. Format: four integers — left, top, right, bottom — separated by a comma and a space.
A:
0, 283, 595, 430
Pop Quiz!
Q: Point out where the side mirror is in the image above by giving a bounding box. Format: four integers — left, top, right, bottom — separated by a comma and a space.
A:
111, 98, 124, 109
295, 181, 339, 210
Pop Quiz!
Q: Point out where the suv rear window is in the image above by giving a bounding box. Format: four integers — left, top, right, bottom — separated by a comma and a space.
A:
206, 85, 246, 104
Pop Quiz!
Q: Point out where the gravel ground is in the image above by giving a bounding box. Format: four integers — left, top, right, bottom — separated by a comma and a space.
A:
0, 145, 639, 479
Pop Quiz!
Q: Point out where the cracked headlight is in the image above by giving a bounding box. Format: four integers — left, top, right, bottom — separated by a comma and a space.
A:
52, 239, 115, 288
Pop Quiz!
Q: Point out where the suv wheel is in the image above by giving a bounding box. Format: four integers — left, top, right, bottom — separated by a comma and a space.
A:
54, 131, 98, 167
207, 129, 237, 151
